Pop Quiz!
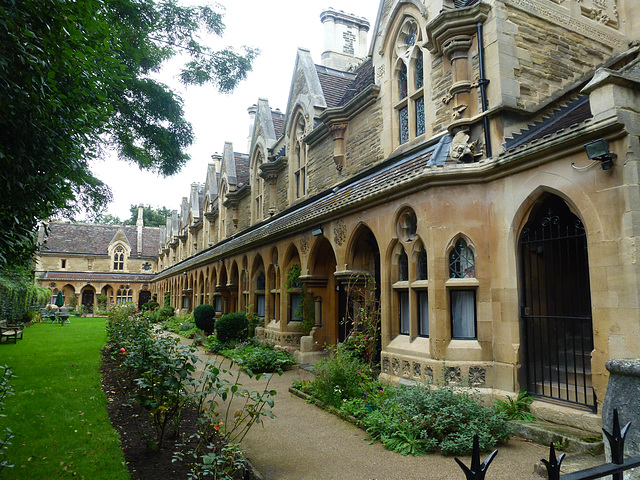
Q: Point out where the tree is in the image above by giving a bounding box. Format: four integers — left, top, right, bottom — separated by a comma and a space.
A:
124, 205, 171, 227
0, 0, 258, 267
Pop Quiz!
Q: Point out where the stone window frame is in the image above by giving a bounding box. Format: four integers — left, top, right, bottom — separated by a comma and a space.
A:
391, 233, 429, 339
60, 259, 67, 269
289, 112, 308, 202
218, 182, 228, 240
251, 149, 265, 223
393, 17, 426, 146
445, 236, 479, 340
255, 270, 266, 318
112, 245, 126, 271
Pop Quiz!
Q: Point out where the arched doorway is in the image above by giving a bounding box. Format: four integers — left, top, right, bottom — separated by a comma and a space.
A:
339, 225, 381, 358
518, 195, 594, 410
81, 287, 95, 313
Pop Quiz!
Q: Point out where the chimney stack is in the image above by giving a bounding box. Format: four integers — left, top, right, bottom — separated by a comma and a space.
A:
320, 8, 370, 71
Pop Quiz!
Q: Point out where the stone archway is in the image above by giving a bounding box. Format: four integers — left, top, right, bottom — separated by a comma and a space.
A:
518, 194, 594, 410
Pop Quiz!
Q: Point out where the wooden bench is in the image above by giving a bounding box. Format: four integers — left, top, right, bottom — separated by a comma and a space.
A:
0, 321, 22, 343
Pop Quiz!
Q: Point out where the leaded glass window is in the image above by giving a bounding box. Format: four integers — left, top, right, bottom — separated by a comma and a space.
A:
449, 238, 475, 278
114, 246, 124, 270
399, 63, 407, 99
399, 106, 409, 144
415, 96, 425, 137
417, 247, 428, 280
415, 50, 424, 89
398, 250, 408, 281
405, 25, 416, 47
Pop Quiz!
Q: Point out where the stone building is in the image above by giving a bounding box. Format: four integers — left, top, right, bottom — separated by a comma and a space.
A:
35, 206, 159, 311
37, 0, 640, 429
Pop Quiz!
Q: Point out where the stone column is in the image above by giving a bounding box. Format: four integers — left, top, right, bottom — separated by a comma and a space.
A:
602, 359, 640, 479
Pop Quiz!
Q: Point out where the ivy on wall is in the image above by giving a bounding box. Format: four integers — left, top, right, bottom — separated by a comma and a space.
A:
0, 270, 50, 322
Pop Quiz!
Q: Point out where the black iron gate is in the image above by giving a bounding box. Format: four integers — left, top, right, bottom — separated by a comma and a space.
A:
519, 196, 595, 410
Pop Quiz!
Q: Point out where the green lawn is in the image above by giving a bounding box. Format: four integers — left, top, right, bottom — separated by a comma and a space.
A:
0, 318, 129, 480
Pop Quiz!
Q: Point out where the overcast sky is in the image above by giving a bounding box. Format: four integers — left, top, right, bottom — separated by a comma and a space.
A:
89, 0, 380, 222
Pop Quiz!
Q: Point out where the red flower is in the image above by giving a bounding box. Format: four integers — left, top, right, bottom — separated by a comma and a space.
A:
120, 347, 126, 353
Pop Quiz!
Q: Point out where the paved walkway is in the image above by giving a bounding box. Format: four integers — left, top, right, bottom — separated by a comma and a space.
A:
173, 336, 560, 480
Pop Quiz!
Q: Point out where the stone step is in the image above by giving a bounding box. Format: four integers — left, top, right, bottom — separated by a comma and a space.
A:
512, 420, 603, 455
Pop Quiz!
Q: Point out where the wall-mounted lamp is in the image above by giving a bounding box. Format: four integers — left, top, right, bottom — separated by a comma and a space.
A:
584, 139, 616, 170
311, 226, 323, 237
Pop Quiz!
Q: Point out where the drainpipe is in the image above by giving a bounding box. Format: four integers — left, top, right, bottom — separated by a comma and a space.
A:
477, 22, 491, 159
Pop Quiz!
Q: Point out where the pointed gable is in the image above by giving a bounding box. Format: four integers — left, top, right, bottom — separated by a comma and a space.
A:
221, 142, 237, 189
109, 228, 131, 251
283, 48, 328, 129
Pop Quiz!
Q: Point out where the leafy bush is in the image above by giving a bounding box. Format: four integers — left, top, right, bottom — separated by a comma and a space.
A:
215, 312, 249, 343
206, 335, 225, 354
178, 322, 195, 332
193, 304, 216, 333
222, 342, 296, 373
310, 347, 374, 408
494, 390, 535, 422
150, 305, 174, 323
362, 385, 512, 456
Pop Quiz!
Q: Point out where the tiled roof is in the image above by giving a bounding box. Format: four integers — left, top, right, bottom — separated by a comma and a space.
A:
315, 65, 358, 108
41, 223, 160, 257
504, 96, 592, 150
38, 271, 156, 283
234, 153, 250, 187
159, 141, 446, 278
339, 58, 375, 106
272, 110, 285, 138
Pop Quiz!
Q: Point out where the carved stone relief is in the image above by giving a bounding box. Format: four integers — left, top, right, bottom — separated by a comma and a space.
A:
469, 366, 486, 386
446, 366, 462, 384
334, 219, 347, 247
300, 234, 310, 256
449, 131, 479, 163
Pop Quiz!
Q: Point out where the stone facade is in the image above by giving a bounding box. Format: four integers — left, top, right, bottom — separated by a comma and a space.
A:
38, 0, 640, 430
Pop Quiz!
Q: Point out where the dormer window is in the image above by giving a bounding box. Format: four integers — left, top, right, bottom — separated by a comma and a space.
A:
113, 246, 124, 270
290, 113, 307, 201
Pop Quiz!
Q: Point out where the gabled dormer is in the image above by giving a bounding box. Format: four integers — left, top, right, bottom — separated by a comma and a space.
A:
108, 228, 132, 272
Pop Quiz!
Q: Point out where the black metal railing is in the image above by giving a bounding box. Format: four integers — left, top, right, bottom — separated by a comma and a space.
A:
455, 409, 640, 480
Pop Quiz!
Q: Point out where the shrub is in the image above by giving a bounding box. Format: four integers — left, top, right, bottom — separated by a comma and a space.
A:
150, 305, 174, 323
310, 347, 374, 408
222, 343, 296, 373
494, 390, 535, 422
193, 304, 216, 333
362, 385, 512, 456
215, 312, 249, 343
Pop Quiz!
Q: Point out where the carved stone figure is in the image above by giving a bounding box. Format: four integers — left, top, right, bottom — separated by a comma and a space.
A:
449, 131, 478, 163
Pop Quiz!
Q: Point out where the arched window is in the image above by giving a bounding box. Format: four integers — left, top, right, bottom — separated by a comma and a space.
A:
417, 247, 428, 280
255, 272, 265, 318
113, 246, 125, 270
398, 250, 408, 281
291, 114, 307, 201
448, 238, 477, 339
449, 238, 475, 278
219, 183, 227, 239
253, 151, 264, 222
394, 19, 425, 146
